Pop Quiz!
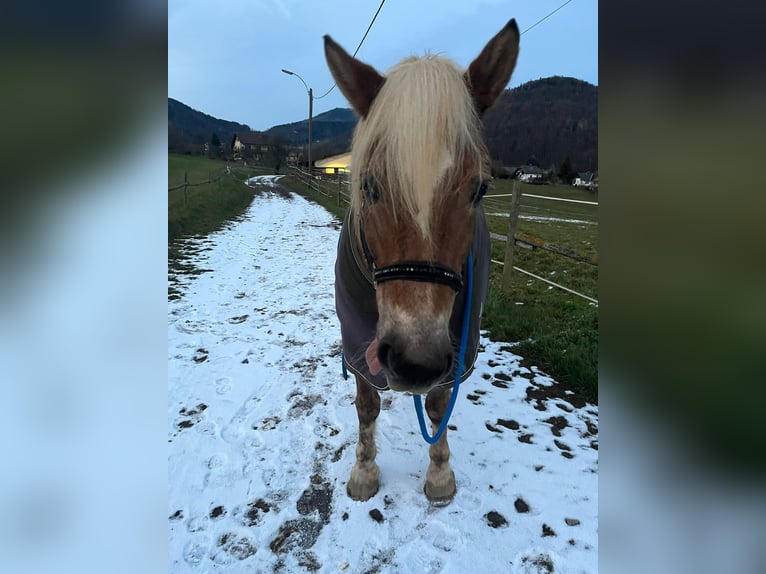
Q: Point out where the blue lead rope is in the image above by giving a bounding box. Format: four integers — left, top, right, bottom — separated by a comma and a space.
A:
340, 252, 474, 445
413, 251, 473, 444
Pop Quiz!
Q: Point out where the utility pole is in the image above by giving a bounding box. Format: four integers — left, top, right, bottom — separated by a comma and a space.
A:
281, 68, 313, 175
308, 87, 313, 174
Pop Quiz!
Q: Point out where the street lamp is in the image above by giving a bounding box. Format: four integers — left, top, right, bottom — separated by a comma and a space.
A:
281, 68, 313, 173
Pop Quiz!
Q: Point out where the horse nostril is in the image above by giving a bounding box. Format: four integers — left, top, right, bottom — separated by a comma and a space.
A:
377, 339, 393, 369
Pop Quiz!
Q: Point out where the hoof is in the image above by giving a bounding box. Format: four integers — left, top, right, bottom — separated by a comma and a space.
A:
347, 465, 379, 501
347, 478, 379, 501
425, 470, 456, 504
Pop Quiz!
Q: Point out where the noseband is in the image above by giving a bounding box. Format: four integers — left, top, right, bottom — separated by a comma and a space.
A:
357, 214, 464, 292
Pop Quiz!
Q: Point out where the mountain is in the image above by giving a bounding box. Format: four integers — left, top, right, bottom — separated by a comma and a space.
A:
168, 98, 251, 153
265, 107, 356, 158
482, 76, 597, 172
168, 77, 597, 171
263, 78, 597, 171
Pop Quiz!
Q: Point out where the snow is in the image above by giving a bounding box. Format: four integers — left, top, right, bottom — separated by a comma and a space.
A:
486, 213, 597, 226
168, 176, 598, 573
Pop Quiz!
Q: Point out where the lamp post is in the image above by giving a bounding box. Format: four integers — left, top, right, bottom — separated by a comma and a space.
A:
281, 68, 313, 174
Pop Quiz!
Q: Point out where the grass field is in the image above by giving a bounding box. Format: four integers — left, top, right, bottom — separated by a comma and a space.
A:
168, 154, 275, 244
282, 173, 599, 402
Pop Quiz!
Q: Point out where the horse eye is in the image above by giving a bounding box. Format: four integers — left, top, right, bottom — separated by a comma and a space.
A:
470, 180, 488, 205
362, 174, 380, 204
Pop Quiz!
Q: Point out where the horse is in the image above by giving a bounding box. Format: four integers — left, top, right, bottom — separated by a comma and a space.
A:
325, 19, 519, 503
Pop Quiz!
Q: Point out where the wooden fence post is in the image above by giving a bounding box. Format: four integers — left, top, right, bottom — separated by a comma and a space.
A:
337, 169, 341, 206
502, 180, 522, 295
184, 171, 188, 205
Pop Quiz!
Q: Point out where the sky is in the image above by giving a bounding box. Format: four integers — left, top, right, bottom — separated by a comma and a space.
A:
169, 0, 598, 131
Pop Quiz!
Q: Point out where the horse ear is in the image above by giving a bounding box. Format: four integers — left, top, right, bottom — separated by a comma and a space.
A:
466, 19, 520, 115
324, 35, 385, 118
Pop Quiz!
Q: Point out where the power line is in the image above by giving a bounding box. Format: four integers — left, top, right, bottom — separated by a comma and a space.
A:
315, 0, 573, 100
521, 0, 575, 35
314, 0, 386, 99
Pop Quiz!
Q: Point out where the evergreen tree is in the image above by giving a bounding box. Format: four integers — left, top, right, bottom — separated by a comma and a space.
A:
558, 156, 576, 184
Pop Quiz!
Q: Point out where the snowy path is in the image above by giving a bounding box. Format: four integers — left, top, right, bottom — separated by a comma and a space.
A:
168, 176, 598, 573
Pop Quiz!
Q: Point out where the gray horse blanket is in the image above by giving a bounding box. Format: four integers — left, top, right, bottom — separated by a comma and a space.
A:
334, 208, 490, 390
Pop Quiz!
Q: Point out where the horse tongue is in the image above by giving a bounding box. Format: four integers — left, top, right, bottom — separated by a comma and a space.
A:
365, 338, 381, 375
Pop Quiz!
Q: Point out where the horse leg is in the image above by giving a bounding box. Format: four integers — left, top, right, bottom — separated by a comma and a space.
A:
424, 387, 457, 502
347, 374, 381, 500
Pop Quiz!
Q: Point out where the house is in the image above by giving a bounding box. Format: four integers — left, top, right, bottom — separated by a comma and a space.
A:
232, 132, 275, 160
286, 147, 303, 164
315, 152, 352, 175
513, 165, 544, 183
573, 171, 598, 191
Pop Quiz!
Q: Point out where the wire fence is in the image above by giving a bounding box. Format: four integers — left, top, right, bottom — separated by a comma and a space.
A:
168, 167, 231, 204
288, 166, 598, 304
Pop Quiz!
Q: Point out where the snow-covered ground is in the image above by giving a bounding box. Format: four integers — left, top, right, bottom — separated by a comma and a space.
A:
168, 176, 598, 573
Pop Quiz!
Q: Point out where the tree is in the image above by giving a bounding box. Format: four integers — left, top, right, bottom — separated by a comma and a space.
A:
210, 133, 222, 158
271, 136, 286, 173
558, 156, 576, 185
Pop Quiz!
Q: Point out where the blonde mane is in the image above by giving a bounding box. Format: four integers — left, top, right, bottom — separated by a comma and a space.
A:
350, 55, 489, 236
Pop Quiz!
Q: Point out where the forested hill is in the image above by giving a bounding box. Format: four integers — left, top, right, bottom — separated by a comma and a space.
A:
168, 98, 251, 151
483, 76, 597, 171
168, 76, 597, 171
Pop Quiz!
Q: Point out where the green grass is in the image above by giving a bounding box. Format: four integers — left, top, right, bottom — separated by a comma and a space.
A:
282, 174, 598, 403
168, 154, 274, 244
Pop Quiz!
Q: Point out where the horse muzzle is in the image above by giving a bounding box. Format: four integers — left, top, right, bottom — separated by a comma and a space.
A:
376, 333, 454, 394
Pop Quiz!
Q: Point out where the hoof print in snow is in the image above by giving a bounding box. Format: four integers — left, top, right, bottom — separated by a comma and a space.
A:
228, 314, 249, 324
554, 440, 574, 458
243, 498, 272, 526
342, 512, 349, 521
169, 510, 183, 520
331, 442, 349, 463
565, 517, 580, 526
543, 416, 568, 437
485, 511, 508, 528
518, 433, 534, 444
177, 403, 208, 431
384, 495, 395, 509
241, 358, 249, 364
287, 393, 324, 419
514, 498, 530, 513
485, 422, 502, 433
520, 553, 555, 573
210, 505, 226, 520
179, 403, 208, 416
192, 349, 208, 363
466, 393, 482, 404
491, 379, 509, 389
542, 523, 557, 537
270, 519, 324, 554
257, 416, 281, 430
497, 418, 519, 431
213, 532, 257, 562
297, 480, 334, 522
297, 550, 322, 572
369, 509, 384, 523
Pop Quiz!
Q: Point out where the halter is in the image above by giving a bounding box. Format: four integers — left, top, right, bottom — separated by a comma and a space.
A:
351, 211, 471, 444
357, 214, 464, 292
